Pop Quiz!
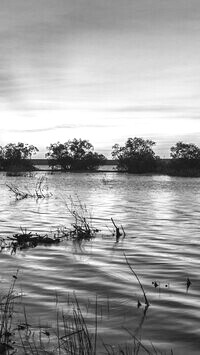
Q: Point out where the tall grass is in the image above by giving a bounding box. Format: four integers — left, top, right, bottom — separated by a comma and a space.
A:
0, 271, 19, 354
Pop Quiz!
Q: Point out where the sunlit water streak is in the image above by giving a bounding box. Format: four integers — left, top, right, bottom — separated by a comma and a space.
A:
0, 172, 200, 354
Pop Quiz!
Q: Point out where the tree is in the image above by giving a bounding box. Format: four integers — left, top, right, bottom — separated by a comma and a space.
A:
3, 143, 38, 161
2, 142, 38, 171
170, 141, 200, 159
112, 137, 159, 173
170, 141, 200, 174
46, 139, 106, 171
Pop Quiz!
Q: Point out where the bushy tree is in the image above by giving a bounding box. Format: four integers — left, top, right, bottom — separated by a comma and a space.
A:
170, 141, 200, 174
1, 142, 38, 171
46, 139, 106, 171
112, 137, 159, 173
3, 143, 38, 161
170, 142, 200, 159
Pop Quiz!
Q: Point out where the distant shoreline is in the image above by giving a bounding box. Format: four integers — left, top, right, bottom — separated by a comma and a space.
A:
2, 159, 200, 177
30, 158, 171, 165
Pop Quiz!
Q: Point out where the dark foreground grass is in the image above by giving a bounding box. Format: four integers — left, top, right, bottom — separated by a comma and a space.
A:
0, 274, 174, 355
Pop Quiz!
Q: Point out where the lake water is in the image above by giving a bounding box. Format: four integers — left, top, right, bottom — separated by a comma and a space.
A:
0, 172, 200, 354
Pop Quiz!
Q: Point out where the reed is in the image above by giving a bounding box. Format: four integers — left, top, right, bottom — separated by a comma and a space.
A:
66, 195, 99, 241
0, 271, 19, 354
0, 274, 174, 355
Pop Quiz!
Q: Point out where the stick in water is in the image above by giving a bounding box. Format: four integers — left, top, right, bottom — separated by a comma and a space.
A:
124, 253, 150, 307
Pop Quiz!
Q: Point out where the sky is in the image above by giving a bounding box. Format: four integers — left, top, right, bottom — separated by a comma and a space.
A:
1, 0, 200, 158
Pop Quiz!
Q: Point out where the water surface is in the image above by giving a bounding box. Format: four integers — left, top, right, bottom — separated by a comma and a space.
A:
0, 172, 200, 354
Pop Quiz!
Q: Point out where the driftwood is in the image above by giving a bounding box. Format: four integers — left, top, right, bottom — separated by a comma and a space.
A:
7, 229, 62, 254
111, 218, 125, 242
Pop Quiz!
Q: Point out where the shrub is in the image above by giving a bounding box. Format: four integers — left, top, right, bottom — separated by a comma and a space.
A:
46, 139, 106, 171
0, 143, 38, 172
112, 137, 159, 173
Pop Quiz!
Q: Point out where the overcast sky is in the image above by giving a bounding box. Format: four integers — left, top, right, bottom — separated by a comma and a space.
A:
0, 0, 200, 157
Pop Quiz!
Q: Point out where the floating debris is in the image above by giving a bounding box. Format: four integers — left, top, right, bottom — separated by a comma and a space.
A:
8, 230, 61, 254
152, 281, 159, 288
110, 218, 126, 241
6, 176, 52, 200
186, 278, 192, 292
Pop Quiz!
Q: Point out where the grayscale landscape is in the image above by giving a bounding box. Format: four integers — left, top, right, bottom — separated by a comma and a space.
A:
0, 1, 200, 354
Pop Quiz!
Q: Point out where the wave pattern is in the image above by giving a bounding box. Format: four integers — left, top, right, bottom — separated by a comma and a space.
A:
0, 172, 200, 354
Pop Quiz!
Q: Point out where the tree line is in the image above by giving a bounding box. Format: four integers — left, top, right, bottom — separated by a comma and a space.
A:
1, 138, 200, 176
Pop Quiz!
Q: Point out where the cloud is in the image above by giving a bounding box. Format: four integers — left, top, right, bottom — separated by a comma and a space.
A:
1, 122, 114, 134
0, 0, 200, 114
85, 104, 200, 121
4, 125, 77, 133
1, 0, 200, 160
98, 105, 189, 113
